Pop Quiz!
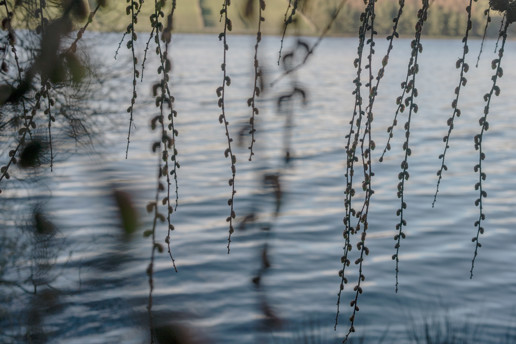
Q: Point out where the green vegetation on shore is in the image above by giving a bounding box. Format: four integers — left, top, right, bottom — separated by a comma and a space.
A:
88, 0, 315, 34
87, 0, 516, 37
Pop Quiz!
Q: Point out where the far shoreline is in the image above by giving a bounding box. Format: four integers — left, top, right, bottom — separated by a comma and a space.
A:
78, 27, 508, 41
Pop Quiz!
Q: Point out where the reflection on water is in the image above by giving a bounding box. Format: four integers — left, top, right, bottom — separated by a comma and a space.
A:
1, 33, 516, 343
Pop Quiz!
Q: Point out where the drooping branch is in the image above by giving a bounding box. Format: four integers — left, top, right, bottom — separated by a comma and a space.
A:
278, 0, 297, 65
433, 0, 476, 207
392, 0, 429, 293
343, 1, 377, 341
338, 0, 404, 332
471, 18, 510, 279
143, 1, 180, 340
493, 12, 506, 53
335, 0, 373, 333
144, 156, 164, 343
475, 7, 491, 68
217, 0, 237, 253
141, 27, 156, 81
124, 0, 144, 158
162, 0, 179, 271
247, 0, 265, 161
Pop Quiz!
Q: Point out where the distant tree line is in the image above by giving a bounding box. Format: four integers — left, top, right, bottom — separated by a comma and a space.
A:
323, 0, 512, 37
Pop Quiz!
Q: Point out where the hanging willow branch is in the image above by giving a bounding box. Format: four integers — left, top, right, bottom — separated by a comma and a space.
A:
141, 27, 156, 82
247, 0, 265, 161
373, 0, 405, 96
371, 0, 406, 158
144, 155, 164, 343
493, 12, 506, 53
143, 2, 180, 340
152, 0, 178, 271
343, 2, 377, 341
124, 0, 143, 158
162, 0, 179, 268
476, 7, 491, 68
339, 0, 408, 329
391, 0, 429, 293
433, 0, 476, 207
471, 12, 511, 278
217, 0, 237, 253
278, 0, 298, 65
335, 0, 373, 332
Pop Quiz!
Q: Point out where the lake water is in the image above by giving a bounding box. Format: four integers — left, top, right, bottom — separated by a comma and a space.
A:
2, 32, 516, 343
